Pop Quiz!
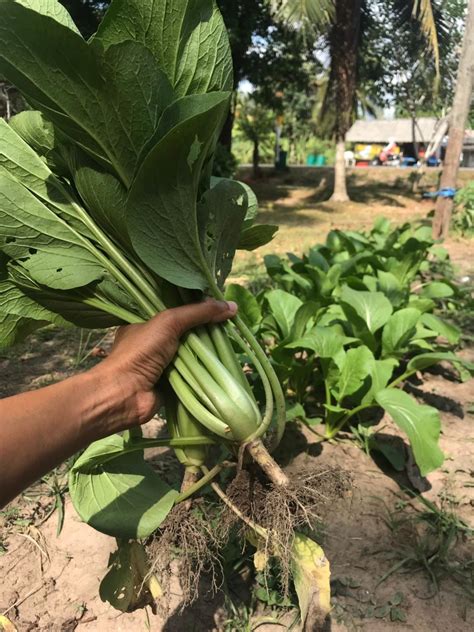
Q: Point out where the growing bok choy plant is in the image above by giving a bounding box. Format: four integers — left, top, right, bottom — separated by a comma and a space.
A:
0, 0, 328, 623
228, 220, 473, 476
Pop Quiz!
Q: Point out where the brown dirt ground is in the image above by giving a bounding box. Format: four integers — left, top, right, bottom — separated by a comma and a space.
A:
1, 167, 473, 631
232, 166, 474, 281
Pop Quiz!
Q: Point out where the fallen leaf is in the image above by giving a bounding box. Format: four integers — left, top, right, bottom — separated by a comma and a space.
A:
0, 615, 18, 632
99, 541, 162, 612
291, 532, 331, 631
254, 547, 269, 572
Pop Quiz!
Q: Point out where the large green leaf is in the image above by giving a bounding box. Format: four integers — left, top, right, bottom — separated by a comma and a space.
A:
8, 265, 126, 329
99, 41, 175, 178
9, 110, 63, 172
198, 179, 249, 287
381, 307, 421, 358
0, 256, 56, 345
69, 435, 179, 539
225, 284, 262, 329
0, 3, 112, 170
0, 270, 68, 328
0, 119, 94, 239
336, 346, 374, 402
127, 92, 230, 290
15, 0, 80, 32
420, 313, 460, 345
0, 310, 47, 348
407, 351, 461, 372
340, 286, 393, 334
362, 357, 398, 405
286, 325, 349, 359
291, 302, 318, 340
420, 281, 455, 299
265, 289, 303, 340
0, 5, 173, 184
375, 389, 444, 476
74, 161, 130, 248
95, 0, 233, 97
377, 270, 405, 307
0, 172, 104, 290
238, 224, 278, 251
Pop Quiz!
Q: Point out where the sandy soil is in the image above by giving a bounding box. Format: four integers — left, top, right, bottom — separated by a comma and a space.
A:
1, 167, 473, 631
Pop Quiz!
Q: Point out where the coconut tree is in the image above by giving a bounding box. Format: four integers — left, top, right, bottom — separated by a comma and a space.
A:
272, 0, 443, 202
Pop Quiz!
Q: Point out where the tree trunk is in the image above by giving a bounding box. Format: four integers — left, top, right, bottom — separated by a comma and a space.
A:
411, 115, 419, 160
332, 139, 349, 201
432, 0, 474, 239
253, 138, 260, 179
219, 108, 234, 152
329, 0, 362, 202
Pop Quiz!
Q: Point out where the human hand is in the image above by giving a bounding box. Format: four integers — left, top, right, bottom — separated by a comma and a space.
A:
98, 300, 238, 427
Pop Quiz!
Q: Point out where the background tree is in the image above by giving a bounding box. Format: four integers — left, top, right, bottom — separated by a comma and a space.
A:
217, 0, 273, 150
377, 1, 462, 119
59, 0, 110, 37
235, 98, 276, 177
328, 0, 362, 201
244, 21, 322, 166
272, 0, 445, 201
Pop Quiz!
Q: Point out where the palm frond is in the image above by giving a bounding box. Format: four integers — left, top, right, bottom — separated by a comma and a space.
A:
271, 0, 334, 30
413, 0, 440, 74
396, 0, 441, 82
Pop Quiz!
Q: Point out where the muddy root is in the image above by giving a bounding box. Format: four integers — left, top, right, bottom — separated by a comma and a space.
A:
146, 502, 226, 611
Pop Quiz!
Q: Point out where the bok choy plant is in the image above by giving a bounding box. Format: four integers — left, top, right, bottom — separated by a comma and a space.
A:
0, 0, 328, 622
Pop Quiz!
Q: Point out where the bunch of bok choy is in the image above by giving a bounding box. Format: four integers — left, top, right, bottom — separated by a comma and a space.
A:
0, 1, 331, 623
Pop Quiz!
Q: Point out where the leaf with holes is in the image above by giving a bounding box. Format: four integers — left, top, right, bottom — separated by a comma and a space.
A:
100, 541, 162, 612
0, 171, 105, 290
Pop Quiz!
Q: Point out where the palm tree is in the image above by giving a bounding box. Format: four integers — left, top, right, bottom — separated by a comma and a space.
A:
272, 0, 442, 202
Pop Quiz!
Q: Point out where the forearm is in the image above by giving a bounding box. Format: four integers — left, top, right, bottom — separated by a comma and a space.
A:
0, 366, 135, 508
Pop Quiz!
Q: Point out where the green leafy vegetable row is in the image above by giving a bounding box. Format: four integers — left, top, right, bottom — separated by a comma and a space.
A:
227, 219, 473, 476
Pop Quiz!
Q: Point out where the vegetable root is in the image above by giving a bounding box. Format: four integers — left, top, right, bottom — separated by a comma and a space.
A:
218, 467, 351, 597
146, 503, 225, 609
180, 467, 201, 511
246, 439, 290, 488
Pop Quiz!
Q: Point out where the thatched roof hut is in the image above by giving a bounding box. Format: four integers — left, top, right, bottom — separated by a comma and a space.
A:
346, 117, 474, 166
345, 117, 438, 144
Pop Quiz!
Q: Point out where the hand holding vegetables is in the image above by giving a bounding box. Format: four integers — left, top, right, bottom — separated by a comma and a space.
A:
0, 299, 236, 508
103, 299, 238, 426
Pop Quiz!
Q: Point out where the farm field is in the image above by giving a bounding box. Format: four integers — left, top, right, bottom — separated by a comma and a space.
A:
1, 168, 473, 632
233, 167, 474, 279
